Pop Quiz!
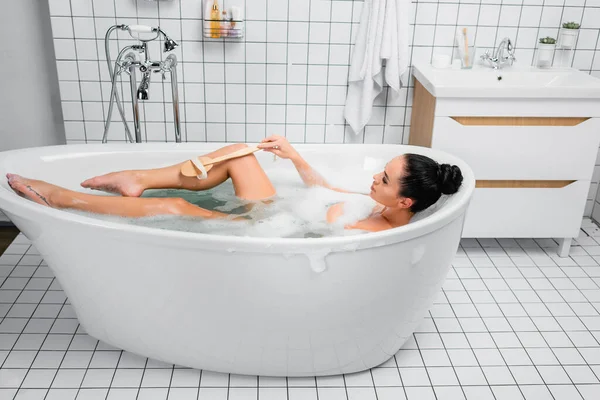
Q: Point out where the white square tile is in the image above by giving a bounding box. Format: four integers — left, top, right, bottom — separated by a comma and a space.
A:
267, 105, 286, 123
51, 370, 85, 389
374, 387, 406, 400
137, 388, 169, 400
259, 388, 288, 400
46, 388, 77, 400
289, 22, 309, 43
81, 369, 114, 388
204, 64, 225, 83
582, 8, 600, 29
404, 387, 436, 400
288, 1, 310, 21
14, 389, 48, 400
288, 388, 318, 400
309, 0, 331, 22
509, 366, 544, 384
565, 365, 599, 384
288, 86, 307, 104
308, 44, 329, 65
21, 370, 57, 389
206, 104, 226, 122
0, 369, 28, 388
89, 351, 120, 368
159, 0, 181, 18
370, 368, 401, 387
330, 23, 351, 44
106, 388, 138, 400
288, 64, 307, 84
3, 350, 36, 368
200, 371, 229, 387
490, 385, 524, 400
482, 366, 516, 385
580, 347, 600, 364
463, 386, 494, 400
31, 351, 65, 369
420, 349, 452, 367
110, 369, 144, 388
548, 385, 585, 400
309, 22, 330, 44
399, 368, 430, 386
246, 64, 266, 84
267, 22, 287, 43
76, 388, 109, 400
48, 0, 71, 16
204, 83, 225, 103
245, 21, 266, 42
227, 388, 257, 400
329, 45, 350, 65
427, 366, 459, 386
140, 369, 173, 388
578, 384, 600, 400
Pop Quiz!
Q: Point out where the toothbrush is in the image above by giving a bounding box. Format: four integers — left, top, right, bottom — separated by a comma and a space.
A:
463, 28, 469, 67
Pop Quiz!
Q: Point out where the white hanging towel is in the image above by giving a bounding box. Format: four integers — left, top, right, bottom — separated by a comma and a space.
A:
344, 0, 411, 135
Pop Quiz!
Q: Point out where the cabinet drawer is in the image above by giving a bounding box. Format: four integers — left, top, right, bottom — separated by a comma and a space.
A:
462, 181, 589, 238
432, 117, 600, 180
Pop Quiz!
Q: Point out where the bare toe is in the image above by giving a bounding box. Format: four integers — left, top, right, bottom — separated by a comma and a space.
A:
7, 175, 52, 207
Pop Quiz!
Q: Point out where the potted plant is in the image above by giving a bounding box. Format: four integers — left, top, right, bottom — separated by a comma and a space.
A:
537, 37, 556, 68
559, 21, 580, 47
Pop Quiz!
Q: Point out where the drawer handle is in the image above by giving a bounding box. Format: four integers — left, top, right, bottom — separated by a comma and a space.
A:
451, 117, 589, 126
476, 180, 575, 188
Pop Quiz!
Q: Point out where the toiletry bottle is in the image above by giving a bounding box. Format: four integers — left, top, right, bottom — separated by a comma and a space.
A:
210, 0, 221, 38
221, 10, 230, 37
230, 6, 242, 37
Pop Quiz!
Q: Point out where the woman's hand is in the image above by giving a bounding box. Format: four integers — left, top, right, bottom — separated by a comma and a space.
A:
257, 135, 300, 160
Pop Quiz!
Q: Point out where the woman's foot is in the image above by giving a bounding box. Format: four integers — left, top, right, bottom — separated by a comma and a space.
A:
80, 171, 145, 197
6, 174, 60, 207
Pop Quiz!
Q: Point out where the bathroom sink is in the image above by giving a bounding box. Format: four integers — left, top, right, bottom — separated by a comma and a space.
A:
412, 61, 600, 99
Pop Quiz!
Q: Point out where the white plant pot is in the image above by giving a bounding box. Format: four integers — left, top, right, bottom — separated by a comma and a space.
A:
559, 28, 579, 48
537, 43, 555, 68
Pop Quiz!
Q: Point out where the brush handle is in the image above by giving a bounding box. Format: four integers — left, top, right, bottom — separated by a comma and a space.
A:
204, 146, 261, 165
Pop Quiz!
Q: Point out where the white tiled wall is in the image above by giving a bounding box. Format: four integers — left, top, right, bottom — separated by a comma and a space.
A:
47, 0, 600, 216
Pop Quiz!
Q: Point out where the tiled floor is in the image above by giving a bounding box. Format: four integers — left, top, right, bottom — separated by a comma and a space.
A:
1, 224, 600, 400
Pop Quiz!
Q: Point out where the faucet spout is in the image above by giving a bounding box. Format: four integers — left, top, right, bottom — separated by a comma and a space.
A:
137, 70, 151, 100
481, 37, 516, 70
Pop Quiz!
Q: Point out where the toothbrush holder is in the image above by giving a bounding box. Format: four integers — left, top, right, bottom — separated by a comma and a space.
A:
460, 46, 476, 69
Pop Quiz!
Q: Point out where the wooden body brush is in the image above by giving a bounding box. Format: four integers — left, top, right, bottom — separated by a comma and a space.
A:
180, 146, 262, 178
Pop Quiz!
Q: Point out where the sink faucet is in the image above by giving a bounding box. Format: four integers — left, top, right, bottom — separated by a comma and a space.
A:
481, 37, 516, 70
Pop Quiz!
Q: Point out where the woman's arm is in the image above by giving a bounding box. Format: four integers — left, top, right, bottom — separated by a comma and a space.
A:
257, 135, 350, 193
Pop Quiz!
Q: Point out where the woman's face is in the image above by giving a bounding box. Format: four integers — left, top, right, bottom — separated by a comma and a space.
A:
370, 156, 409, 207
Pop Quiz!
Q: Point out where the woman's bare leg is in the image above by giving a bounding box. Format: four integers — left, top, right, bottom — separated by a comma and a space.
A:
7, 174, 226, 218
81, 143, 276, 201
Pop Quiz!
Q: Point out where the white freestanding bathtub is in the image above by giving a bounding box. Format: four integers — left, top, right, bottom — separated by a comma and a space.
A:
0, 143, 474, 377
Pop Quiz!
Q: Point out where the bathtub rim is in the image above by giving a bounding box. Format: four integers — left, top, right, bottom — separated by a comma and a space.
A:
0, 143, 475, 253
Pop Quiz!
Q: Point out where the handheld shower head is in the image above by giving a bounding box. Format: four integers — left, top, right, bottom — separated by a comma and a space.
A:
158, 28, 179, 52
163, 36, 179, 52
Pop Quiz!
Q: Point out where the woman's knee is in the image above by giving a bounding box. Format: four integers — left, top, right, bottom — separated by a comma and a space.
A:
163, 198, 193, 214
225, 143, 248, 152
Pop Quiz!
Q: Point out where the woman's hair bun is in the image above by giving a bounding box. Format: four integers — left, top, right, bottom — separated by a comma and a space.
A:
438, 164, 463, 195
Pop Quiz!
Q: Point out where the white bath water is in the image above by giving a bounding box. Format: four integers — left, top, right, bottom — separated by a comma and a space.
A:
72, 157, 390, 238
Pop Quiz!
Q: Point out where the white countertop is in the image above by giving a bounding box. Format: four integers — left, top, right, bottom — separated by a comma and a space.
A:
412, 61, 600, 99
